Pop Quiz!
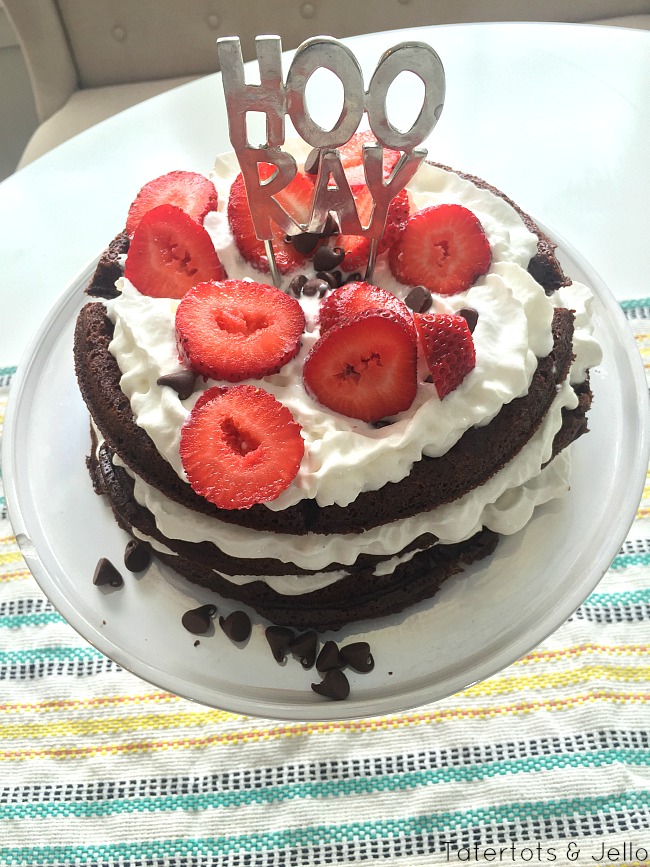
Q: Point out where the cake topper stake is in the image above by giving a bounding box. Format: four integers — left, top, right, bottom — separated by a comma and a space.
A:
217, 35, 445, 285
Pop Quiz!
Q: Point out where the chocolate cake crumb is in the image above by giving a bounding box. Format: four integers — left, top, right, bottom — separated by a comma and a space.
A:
340, 641, 374, 672
289, 630, 318, 669
157, 370, 196, 401
316, 640, 344, 672
124, 539, 151, 572
219, 610, 252, 643
311, 669, 350, 701
181, 604, 217, 635
93, 558, 123, 588
265, 625, 294, 663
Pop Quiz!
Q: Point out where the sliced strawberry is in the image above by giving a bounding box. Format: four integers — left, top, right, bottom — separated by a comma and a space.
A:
175, 279, 305, 382
180, 384, 304, 509
318, 281, 413, 335
338, 130, 401, 187
336, 187, 410, 273
227, 168, 314, 275
389, 203, 491, 295
124, 204, 226, 299
303, 309, 417, 423
126, 171, 218, 237
415, 312, 476, 399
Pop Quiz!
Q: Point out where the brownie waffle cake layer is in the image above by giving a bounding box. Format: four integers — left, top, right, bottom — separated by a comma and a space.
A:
73, 144, 601, 631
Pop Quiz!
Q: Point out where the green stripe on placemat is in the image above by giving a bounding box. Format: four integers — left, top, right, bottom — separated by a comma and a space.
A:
1, 790, 649, 865
620, 298, 650, 309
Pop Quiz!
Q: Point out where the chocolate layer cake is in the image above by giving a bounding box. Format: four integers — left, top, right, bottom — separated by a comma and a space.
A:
73, 147, 601, 632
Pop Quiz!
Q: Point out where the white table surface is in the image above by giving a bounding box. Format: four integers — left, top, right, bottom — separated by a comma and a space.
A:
1, 21, 649, 369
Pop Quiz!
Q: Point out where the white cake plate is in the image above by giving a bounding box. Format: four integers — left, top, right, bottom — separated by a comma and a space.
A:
3, 226, 648, 721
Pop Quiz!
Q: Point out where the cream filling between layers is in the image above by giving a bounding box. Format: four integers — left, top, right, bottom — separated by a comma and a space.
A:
111, 378, 575, 572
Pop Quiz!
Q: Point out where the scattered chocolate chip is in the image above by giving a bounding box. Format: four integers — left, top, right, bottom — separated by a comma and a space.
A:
404, 285, 432, 313
289, 274, 308, 297
313, 245, 345, 273
157, 369, 196, 401
304, 147, 321, 175
316, 271, 339, 289
288, 232, 321, 256
372, 418, 394, 429
311, 669, 350, 701
93, 558, 123, 588
181, 604, 217, 635
194, 640, 200, 647
316, 640, 344, 672
302, 278, 330, 298
458, 307, 479, 332
340, 641, 375, 673
219, 610, 252, 643
323, 214, 340, 237
124, 539, 151, 573
344, 271, 363, 284
289, 630, 318, 669
265, 625, 294, 663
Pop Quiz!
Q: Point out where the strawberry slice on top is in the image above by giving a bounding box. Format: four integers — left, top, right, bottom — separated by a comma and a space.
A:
180, 384, 304, 509
175, 279, 305, 382
415, 312, 476, 399
389, 203, 491, 296
335, 186, 410, 273
125, 170, 218, 237
337, 129, 402, 187
227, 166, 314, 275
124, 204, 226, 299
318, 281, 414, 336
303, 309, 417, 423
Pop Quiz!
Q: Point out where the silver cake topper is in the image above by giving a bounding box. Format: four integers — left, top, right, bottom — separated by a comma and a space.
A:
217, 35, 445, 285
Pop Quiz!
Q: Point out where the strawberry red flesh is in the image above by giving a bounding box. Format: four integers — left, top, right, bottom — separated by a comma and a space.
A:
180, 384, 304, 509
318, 281, 414, 336
227, 169, 314, 275
124, 204, 226, 299
303, 309, 418, 423
389, 203, 491, 295
415, 312, 476, 399
336, 187, 410, 273
338, 130, 401, 187
126, 170, 218, 237
175, 279, 305, 382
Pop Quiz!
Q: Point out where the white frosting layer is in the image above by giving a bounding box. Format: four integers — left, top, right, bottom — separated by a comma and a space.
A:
105, 153, 600, 511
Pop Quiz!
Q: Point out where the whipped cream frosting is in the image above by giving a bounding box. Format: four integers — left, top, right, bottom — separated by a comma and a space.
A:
105, 148, 600, 513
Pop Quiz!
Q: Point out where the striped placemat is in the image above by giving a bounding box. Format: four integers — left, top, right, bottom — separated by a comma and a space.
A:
0, 300, 649, 867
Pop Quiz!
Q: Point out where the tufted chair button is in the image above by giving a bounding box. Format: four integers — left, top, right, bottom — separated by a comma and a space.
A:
206, 13, 221, 29
300, 3, 316, 18
111, 25, 127, 42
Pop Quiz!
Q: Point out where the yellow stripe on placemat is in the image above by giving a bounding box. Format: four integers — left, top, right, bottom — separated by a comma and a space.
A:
1, 692, 648, 761
0, 551, 24, 567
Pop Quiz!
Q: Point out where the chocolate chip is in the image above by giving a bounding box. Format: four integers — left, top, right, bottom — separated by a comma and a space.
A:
323, 214, 340, 237
304, 148, 321, 175
340, 641, 374, 673
181, 604, 217, 635
265, 625, 294, 663
302, 278, 329, 298
289, 274, 308, 297
289, 630, 318, 669
404, 285, 432, 313
313, 245, 345, 273
316, 271, 338, 289
124, 539, 151, 573
157, 369, 196, 401
316, 640, 344, 672
372, 418, 394, 429
93, 558, 123, 588
458, 307, 479, 332
219, 610, 251, 643
311, 669, 350, 701
344, 271, 363, 284
288, 232, 321, 256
